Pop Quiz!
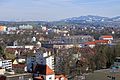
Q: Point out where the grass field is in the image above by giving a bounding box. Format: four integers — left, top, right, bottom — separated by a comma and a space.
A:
86, 69, 120, 80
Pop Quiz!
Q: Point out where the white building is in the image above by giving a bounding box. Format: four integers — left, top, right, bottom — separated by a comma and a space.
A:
7, 27, 17, 31
27, 50, 55, 80
41, 26, 47, 31
34, 65, 55, 80
25, 45, 34, 50
0, 68, 5, 75
36, 41, 41, 49
2, 60, 12, 70
0, 26, 7, 32
19, 25, 33, 29
31, 36, 36, 42
99, 35, 113, 41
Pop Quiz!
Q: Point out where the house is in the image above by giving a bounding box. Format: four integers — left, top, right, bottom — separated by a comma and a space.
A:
27, 49, 54, 72
0, 26, 7, 32
6, 73, 32, 80
53, 35, 94, 44
12, 58, 26, 73
19, 25, 33, 29
34, 65, 68, 80
84, 41, 96, 48
99, 35, 113, 41
34, 64, 55, 80
12, 64, 26, 73
0, 68, 5, 75
5, 45, 35, 58
27, 49, 68, 80
53, 43, 74, 49
84, 40, 110, 48
7, 27, 17, 32
2, 60, 12, 70
41, 26, 47, 31
95, 40, 111, 44
31, 37, 37, 42
55, 74, 68, 80
26, 50, 55, 80
0, 59, 14, 74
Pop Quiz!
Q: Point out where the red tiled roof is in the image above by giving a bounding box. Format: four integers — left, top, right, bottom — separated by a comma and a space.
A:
84, 40, 109, 45
101, 35, 113, 38
84, 42, 96, 45
95, 40, 109, 43
12, 64, 25, 68
34, 64, 54, 75
34, 76, 44, 80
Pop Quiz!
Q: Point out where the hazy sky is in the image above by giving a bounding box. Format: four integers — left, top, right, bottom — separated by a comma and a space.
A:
0, 0, 120, 21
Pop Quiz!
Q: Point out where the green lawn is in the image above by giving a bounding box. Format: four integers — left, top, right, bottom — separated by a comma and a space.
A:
86, 69, 120, 80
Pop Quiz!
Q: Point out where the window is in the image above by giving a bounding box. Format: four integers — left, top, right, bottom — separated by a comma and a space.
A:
60, 77, 64, 80
49, 77, 52, 80
19, 76, 24, 80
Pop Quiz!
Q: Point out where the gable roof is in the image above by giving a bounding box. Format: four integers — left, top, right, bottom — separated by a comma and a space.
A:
34, 64, 54, 75
34, 76, 44, 80
100, 35, 113, 38
84, 42, 96, 45
95, 40, 109, 43
13, 59, 19, 64
84, 40, 109, 45
12, 64, 25, 68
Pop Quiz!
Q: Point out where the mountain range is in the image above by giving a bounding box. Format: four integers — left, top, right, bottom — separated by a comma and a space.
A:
61, 15, 120, 22
1, 15, 120, 27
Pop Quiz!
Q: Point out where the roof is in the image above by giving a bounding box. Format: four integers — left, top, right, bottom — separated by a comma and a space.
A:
0, 75, 6, 80
34, 64, 54, 75
100, 35, 113, 38
79, 48, 95, 55
55, 74, 68, 80
84, 42, 96, 45
13, 59, 19, 64
84, 40, 109, 45
12, 64, 26, 68
116, 57, 120, 59
34, 76, 44, 80
95, 40, 109, 43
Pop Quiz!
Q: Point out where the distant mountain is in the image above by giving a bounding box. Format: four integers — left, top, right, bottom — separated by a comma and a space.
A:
1, 15, 120, 27
61, 15, 114, 22
112, 16, 120, 21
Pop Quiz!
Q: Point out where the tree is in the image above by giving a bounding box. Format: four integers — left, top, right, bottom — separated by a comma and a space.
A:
0, 46, 4, 57
4, 52, 15, 60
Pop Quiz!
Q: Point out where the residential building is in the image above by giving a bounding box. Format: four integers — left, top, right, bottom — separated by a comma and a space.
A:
41, 26, 47, 31
0, 26, 7, 32
2, 60, 12, 70
0, 68, 5, 75
99, 35, 113, 41
27, 50, 54, 72
19, 25, 33, 29
7, 27, 17, 31
53, 35, 94, 44
84, 40, 111, 48
6, 73, 32, 80
34, 64, 55, 80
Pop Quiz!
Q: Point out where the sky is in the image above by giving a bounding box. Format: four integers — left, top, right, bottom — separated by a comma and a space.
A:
0, 0, 120, 21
